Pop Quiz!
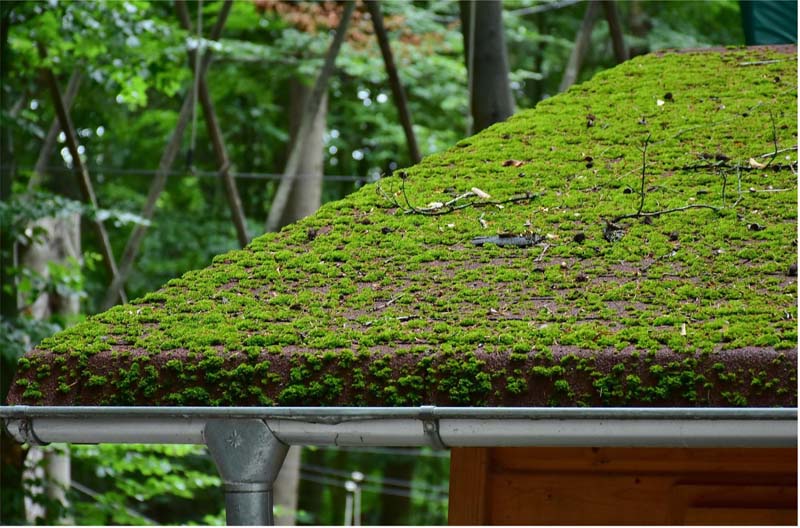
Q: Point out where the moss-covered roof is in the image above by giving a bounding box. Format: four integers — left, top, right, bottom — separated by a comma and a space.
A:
9, 47, 798, 408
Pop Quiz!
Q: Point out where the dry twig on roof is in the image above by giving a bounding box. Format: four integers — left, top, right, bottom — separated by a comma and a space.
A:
611, 133, 722, 225
377, 171, 538, 216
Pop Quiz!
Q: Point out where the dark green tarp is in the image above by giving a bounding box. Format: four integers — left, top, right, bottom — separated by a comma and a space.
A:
740, 0, 798, 45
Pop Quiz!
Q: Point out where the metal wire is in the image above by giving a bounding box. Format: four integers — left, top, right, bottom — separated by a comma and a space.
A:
299, 472, 448, 502
11, 164, 372, 183
508, 0, 583, 16
70, 479, 158, 524
302, 462, 448, 493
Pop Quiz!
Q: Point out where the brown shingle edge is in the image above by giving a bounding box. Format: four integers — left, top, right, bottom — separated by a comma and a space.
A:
9, 346, 796, 407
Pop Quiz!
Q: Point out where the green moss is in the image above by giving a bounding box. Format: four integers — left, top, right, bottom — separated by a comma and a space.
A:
86, 375, 108, 387
506, 376, 528, 395
10, 48, 797, 408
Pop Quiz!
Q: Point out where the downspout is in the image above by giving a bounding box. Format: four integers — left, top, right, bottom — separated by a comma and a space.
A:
3, 406, 796, 526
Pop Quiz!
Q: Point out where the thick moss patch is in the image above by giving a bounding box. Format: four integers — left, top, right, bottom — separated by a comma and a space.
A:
9, 47, 798, 407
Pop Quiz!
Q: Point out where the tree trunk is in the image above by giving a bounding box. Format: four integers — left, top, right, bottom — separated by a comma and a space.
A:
601, 0, 628, 63
0, 6, 26, 524
459, 0, 515, 134
627, 0, 652, 57
275, 78, 327, 229
378, 453, 414, 525
365, 0, 421, 164
101, 0, 233, 309
559, 0, 600, 92
20, 214, 81, 525
273, 446, 302, 525
270, 77, 328, 522
531, 10, 546, 104
265, 1, 353, 232
174, 0, 249, 248
30, 71, 82, 191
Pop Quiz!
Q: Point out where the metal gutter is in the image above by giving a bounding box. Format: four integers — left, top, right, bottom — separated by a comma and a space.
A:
2, 406, 796, 448
3, 405, 795, 526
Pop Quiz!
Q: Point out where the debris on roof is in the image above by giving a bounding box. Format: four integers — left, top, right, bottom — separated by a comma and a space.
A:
8, 47, 797, 407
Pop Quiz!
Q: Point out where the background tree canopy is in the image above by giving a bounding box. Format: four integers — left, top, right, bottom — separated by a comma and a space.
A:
1, 0, 751, 525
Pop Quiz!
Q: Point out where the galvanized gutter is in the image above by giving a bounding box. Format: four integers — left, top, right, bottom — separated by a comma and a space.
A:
2, 406, 795, 448
3, 406, 795, 525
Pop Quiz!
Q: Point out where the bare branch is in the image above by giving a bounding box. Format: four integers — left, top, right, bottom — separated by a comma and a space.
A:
101, 0, 233, 310
30, 71, 82, 190
37, 45, 127, 303
365, 0, 420, 164
176, 0, 249, 248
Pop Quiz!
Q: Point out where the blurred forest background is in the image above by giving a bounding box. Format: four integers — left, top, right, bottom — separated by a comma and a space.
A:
0, 0, 752, 525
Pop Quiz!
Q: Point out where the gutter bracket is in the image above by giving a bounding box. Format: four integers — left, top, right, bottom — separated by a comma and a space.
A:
204, 419, 289, 526
5, 417, 49, 446
420, 405, 447, 450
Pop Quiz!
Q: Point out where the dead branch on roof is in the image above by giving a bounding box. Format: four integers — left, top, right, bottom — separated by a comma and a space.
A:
763, 110, 779, 169
401, 173, 537, 216
611, 133, 722, 224
376, 174, 537, 216
738, 59, 791, 67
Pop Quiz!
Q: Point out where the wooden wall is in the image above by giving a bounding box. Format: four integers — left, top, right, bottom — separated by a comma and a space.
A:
449, 447, 797, 525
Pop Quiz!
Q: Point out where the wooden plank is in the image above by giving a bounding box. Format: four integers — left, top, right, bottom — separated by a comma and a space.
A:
487, 472, 673, 525
452, 448, 797, 525
486, 475, 798, 525
683, 507, 797, 525
670, 484, 798, 524
490, 447, 797, 475
448, 447, 488, 525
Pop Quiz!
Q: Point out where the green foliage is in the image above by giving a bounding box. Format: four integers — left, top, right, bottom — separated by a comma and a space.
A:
297, 446, 449, 525
68, 444, 224, 526
0, 1, 777, 525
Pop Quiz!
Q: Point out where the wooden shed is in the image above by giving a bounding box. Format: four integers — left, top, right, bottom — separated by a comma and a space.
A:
5, 46, 798, 525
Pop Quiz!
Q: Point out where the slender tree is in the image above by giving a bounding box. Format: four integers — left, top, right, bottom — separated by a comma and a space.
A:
0, 4, 26, 523
459, 0, 515, 133
265, 1, 354, 232
559, 0, 601, 92
274, 78, 327, 228
21, 215, 80, 525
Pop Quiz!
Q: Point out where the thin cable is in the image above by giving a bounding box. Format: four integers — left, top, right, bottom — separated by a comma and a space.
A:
299, 472, 448, 501
302, 463, 448, 493
17, 164, 371, 183
509, 0, 582, 16
70, 479, 158, 524
188, 0, 203, 171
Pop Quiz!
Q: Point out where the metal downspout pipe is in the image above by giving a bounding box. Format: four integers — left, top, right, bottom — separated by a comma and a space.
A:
204, 419, 288, 526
